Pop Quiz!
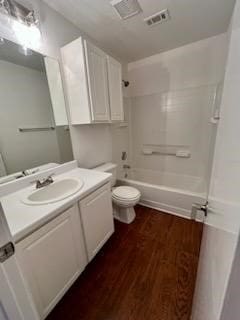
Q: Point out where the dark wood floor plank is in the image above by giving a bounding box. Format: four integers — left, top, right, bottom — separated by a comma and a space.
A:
173, 251, 199, 320
47, 205, 203, 320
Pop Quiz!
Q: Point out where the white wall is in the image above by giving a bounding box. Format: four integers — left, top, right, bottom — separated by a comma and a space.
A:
220, 6, 240, 317
70, 125, 113, 169
128, 33, 228, 97
111, 97, 131, 175
111, 63, 132, 174
221, 236, 240, 320
0, 304, 7, 320
126, 34, 228, 186
209, 19, 240, 204
0, 60, 60, 174
192, 0, 240, 319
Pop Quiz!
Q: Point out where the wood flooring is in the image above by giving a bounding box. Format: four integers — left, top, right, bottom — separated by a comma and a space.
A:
47, 205, 203, 320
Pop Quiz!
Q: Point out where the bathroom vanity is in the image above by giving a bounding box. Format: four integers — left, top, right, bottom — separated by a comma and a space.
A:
1, 163, 114, 319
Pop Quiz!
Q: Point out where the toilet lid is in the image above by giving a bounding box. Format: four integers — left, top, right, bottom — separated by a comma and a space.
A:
112, 186, 140, 200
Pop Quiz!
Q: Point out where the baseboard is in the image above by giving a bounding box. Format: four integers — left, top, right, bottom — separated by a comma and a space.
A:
139, 199, 191, 220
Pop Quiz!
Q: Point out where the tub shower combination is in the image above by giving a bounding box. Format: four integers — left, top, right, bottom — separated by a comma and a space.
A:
116, 85, 219, 219
119, 168, 206, 219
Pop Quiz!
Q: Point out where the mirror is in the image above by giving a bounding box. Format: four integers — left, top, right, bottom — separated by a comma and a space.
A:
0, 38, 73, 184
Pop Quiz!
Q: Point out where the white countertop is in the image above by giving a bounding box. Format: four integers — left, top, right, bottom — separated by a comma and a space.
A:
1, 167, 111, 243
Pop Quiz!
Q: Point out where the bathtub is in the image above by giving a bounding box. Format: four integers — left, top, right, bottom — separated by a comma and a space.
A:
118, 168, 207, 219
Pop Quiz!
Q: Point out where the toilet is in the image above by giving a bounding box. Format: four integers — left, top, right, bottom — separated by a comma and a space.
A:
94, 163, 141, 224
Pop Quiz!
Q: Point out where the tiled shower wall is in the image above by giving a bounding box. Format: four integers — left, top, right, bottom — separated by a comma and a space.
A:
111, 97, 131, 177
126, 33, 229, 184
130, 85, 217, 179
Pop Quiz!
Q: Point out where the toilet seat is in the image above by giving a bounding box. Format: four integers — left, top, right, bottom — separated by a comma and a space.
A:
112, 186, 141, 209
112, 186, 140, 201
112, 194, 140, 202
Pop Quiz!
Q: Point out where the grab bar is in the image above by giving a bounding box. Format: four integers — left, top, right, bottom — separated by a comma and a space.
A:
143, 150, 176, 156
142, 148, 191, 158
19, 126, 55, 132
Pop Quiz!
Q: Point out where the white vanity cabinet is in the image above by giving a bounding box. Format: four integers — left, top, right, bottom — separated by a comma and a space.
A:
16, 205, 87, 320
14, 180, 114, 319
61, 37, 124, 124
79, 183, 114, 261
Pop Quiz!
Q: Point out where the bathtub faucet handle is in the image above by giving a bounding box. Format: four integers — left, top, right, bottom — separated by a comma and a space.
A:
122, 151, 127, 161
123, 164, 131, 169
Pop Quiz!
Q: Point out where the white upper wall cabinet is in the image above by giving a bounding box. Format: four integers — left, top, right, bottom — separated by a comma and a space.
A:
61, 37, 124, 124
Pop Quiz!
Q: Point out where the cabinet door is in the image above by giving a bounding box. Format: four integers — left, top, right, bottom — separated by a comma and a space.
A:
44, 57, 68, 126
84, 41, 110, 122
107, 56, 124, 121
79, 183, 114, 261
16, 205, 87, 319
61, 37, 92, 124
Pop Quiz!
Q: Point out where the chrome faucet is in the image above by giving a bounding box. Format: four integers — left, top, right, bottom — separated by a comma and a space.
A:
36, 175, 54, 189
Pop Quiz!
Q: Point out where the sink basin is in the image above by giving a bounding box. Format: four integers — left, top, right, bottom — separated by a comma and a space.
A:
22, 178, 84, 206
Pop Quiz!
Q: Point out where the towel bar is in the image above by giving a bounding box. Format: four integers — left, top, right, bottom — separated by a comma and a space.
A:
19, 127, 55, 132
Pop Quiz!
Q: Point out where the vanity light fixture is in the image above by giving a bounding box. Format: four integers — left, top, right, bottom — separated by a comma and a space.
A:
13, 20, 41, 49
0, 0, 10, 15
0, 0, 38, 27
24, 10, 39, 26
18, 45, 32, 56
0, 0, 41, 49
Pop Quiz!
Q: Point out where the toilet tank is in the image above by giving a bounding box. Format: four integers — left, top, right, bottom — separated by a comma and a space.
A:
93, 163, 118, 187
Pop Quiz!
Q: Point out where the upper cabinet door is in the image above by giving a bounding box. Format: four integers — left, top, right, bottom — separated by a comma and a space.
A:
44, 57, 68, 126
107, 56, 124, 121
84, 41, 110, 122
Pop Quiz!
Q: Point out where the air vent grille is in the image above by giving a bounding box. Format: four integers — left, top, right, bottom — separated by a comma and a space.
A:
110, 0, 142, 20
144, 9, 170, 27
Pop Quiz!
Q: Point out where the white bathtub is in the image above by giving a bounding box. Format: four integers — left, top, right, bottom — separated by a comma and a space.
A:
118, 168, 206, 219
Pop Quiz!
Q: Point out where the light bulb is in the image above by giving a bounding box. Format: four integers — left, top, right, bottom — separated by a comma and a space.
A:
18, 45, 33, 56
0, 0, 10, 15
12, 20, 41, 49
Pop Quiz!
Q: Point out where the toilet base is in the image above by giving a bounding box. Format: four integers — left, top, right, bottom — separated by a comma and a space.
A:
113, 203, 136, 224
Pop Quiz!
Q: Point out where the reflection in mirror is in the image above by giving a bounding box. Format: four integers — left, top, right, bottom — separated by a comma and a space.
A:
0, 38, 73, 185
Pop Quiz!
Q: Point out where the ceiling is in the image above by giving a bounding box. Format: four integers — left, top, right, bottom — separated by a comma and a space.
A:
44, 0, 236, 62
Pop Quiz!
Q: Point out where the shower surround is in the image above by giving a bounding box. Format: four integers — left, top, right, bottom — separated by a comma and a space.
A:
112, 33, 229, 216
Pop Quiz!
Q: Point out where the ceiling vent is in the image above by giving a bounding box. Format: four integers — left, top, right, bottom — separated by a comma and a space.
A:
110, 0, 142, 20
144, 9, 170, 27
